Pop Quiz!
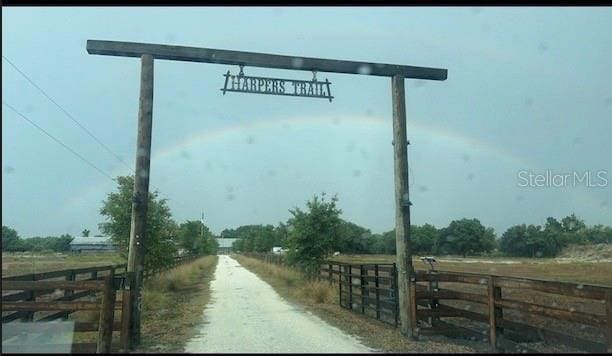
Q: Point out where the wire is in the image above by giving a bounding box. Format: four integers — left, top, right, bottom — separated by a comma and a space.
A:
2, 55, 134, 172
3, 101, 115, 182
2, 55, 175, 207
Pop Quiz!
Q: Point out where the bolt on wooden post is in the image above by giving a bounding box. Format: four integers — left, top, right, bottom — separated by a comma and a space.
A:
126, 53, 154, 349
391, 74, 416, 338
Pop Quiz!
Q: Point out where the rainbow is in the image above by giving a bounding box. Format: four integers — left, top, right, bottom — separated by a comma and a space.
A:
150, 114, 528, 166
61, 113, 530, 214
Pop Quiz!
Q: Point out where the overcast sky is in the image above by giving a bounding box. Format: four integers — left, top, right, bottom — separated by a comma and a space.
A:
2, 7, 611, 238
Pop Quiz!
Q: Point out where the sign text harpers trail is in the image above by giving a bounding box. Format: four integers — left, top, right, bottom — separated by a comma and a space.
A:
221, 70, 334, 102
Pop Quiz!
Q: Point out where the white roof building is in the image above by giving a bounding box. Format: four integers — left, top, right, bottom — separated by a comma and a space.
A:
70, 236, 117, 252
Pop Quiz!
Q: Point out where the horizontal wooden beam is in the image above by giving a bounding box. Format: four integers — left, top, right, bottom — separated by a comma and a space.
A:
2, 301, 101, 311
496, 298, 605, 327
3, 280, 106, 291
86, 40, 448, 80
494, 276, 608, 300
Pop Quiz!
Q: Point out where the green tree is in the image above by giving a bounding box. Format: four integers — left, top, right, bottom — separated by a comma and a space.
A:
178, 220, 209, 255
500, 224, 544, 257
82, 229, 90, 237
285, 193, 342, 278
381, 229, 397, 254
53, 234, 74, 252
336, 220, 371, 253
437, 218, 496, 257
586, 224, 612, 244
223, 224, 280, 253
411, 224, 439, 255
275, 222, 289, 248
99, 175, 178, 270
2, 226, 21, 251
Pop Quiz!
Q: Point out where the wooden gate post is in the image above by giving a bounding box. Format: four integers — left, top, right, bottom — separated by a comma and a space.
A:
97, 272, 116, 353
375, 264, 381, 320
126, 53, 154, 349
391, 74, 415, 338
339, 264, 343, 307
360, 265, 366, 314
120, 285, 131, 353
487, 276, 497, 349
23, 274, 36, 322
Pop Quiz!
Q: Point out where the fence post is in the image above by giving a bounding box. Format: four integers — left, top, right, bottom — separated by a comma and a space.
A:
409, 271, 418, 336
97, 271, 116, 353
428, 270, 440, 326
329, 263, 333, 284
348, 265, 353, 310
393, 263, 399, 328
375, 264, 381, 320
495, 284, 504, 341
606, 290, 612, 353
120, 274, 132, 353
360, 265, 366, 314
339, 264, 343, 307
23, 274, 36, 322
62, 270, 76, 320
487, 276, 497, 349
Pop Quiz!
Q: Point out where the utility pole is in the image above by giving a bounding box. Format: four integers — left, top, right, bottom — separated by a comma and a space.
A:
391, 74, 416, 338
200, 212, 204, 239
126, 54, 154, 349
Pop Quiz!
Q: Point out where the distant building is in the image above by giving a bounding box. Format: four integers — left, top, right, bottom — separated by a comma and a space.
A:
272, 246, 288, 255
216, 237, 240, 254
70, 236, 117, 253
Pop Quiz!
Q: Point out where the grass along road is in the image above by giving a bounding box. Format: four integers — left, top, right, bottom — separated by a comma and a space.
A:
233, 254, 492, 353
136, 255, 218, 353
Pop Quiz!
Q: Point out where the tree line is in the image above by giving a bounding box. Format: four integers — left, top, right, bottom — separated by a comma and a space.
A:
228, 193, 611, 277
4, 181, 611, 274
2, 227, 74, 252
2, 176, 219, 271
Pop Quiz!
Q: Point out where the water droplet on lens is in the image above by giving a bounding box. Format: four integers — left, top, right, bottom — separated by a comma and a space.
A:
357, 65, 372, 75
291, 58, 304, 68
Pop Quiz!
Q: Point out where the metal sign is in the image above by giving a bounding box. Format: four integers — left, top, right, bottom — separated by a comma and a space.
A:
221, 69, 333, 102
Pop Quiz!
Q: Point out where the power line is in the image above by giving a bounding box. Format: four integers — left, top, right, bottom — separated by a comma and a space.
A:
5, 100, 193, 227
2, 55, 174, 205
2, 55, 133, 172
3, 101, 115, 182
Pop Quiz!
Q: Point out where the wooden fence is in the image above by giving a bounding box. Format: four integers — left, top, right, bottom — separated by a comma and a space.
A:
335, 263, 399, 327
242, 252, 612, 353
1, 254, 202, 353
414, 270, 612, 353
2, 271, 124, 353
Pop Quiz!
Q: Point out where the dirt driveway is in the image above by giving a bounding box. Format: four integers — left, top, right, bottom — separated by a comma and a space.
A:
184, 255, 374, 353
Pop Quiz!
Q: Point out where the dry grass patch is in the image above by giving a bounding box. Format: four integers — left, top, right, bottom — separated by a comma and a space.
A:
137, 255, 218, 352
2, 252, 125, 277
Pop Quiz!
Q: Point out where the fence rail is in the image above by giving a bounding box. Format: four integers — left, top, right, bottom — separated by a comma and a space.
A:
2, 273, 121, 353
2, 253, 203, 353
242, 252, 612, 353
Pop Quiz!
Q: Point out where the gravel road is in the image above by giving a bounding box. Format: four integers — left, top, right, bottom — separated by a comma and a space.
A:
184, 255, 374, 353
